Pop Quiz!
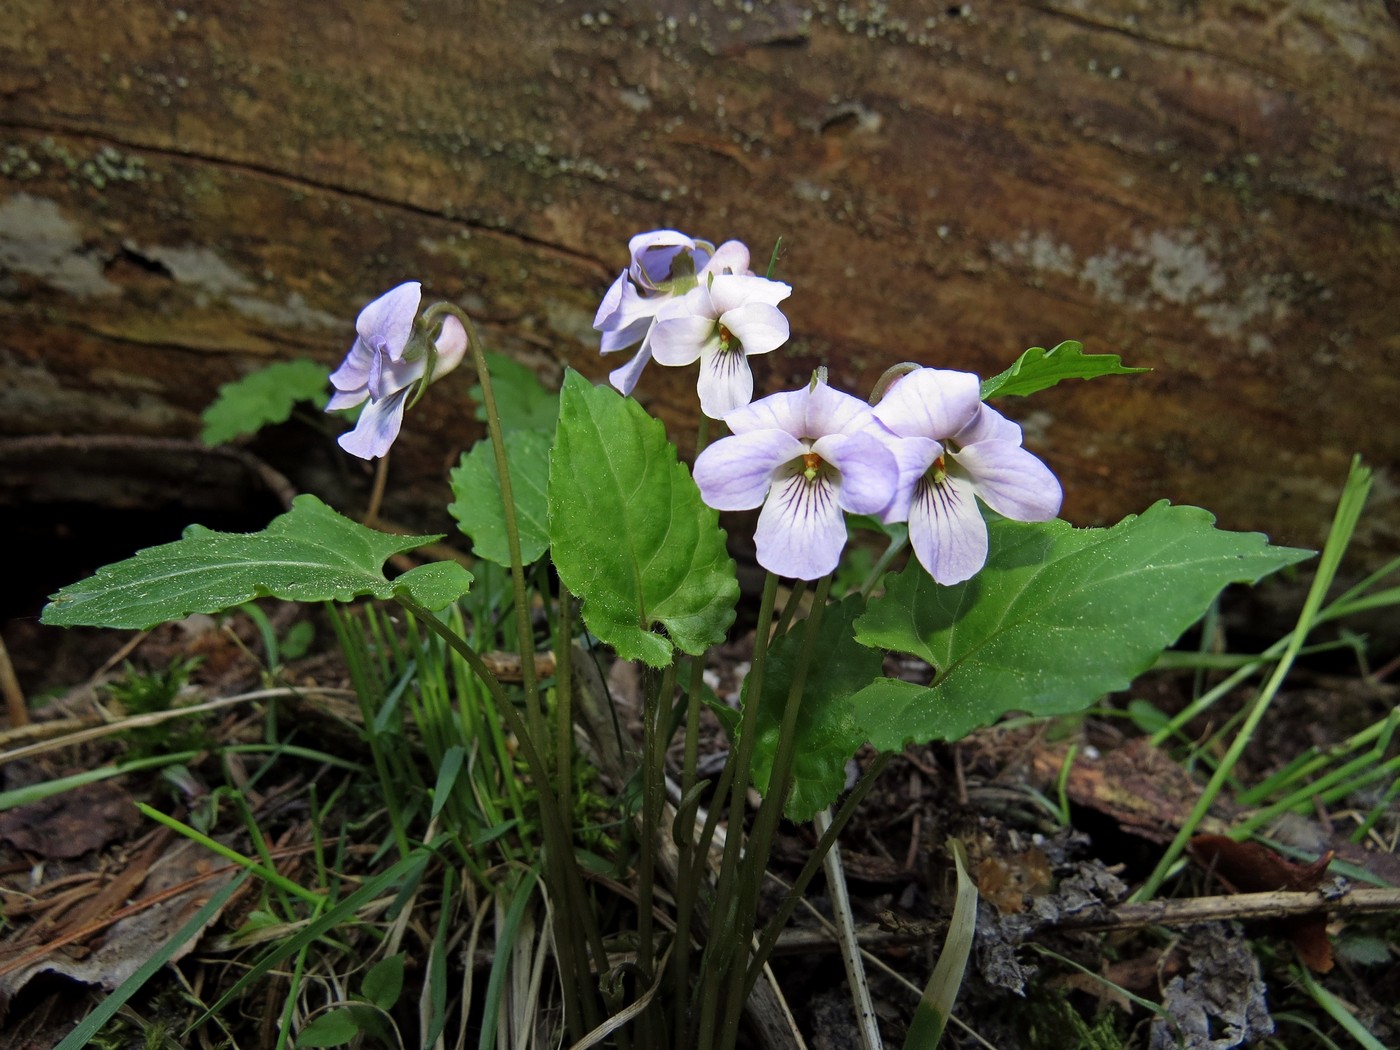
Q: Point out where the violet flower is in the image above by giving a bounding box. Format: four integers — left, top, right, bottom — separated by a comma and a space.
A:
593, 230, 751, 396
694, 379, 898, 580
650, 273, 792, 419
872, 368, 1062, 585
328, 284, 467, 459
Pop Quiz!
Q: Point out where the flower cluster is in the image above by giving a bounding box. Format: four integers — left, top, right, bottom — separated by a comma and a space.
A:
592, 230, 1062, 585
593, 229, 791, 418
327, 282, 467, 460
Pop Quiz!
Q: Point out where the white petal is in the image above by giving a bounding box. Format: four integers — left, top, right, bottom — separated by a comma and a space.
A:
803, 381, 877, 437
701, 240, 752, 277
338, 389, 410, 460
696, 347, 754, 419
908, 475, 989, 585
355, 281, 420, 361
694, 430, 806, 510
431, 315, 468, 380
326, 389, 368, 411
707, 273, 791, 314
650, 314, 716, 366
720, 302, 789, 357
872, 368, 981, 440
954, 442, 1062, 521
723, 386, 811, 436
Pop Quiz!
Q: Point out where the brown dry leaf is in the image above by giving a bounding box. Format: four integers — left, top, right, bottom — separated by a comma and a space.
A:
975, 848, 1053, 915
1189, 835, 1335, 972
0, 780, 140, 859
0, 836, 242, 1018
1031, 737, 1205, 844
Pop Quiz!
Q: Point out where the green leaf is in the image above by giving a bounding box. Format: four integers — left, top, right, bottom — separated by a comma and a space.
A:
473, 350, 559, 433
980, 340, 1148, 400
41, 495, 471, 629
447, 429, 551, 566
548, 370, 738, 667
904, 840, 978, 1049
201, 359, 329, 445
851, 504, 1313, 748
296, 1009, 360, 1048
747, 597, 882, 821
361, 953, 405, 1011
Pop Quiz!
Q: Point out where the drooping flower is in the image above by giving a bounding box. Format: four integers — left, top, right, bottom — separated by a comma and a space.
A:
327, 285, 467, 459
693, 379, 898, 580
650, 273, 792, 419
871, 367, 1062, 585
593, 230, 751, 396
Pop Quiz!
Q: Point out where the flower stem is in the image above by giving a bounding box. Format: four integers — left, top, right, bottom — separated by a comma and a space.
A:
364, 450, 391, 525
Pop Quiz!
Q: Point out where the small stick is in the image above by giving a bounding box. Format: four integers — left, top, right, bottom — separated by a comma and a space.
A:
1055, 885, 1400, 932
0, 633, 28, 727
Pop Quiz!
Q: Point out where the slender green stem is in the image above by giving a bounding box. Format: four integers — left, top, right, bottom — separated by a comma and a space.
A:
859, 530, 909, 599
393, 596, 605, 1039
673, 654, 706, 1050
1134, 457, 1372, 901
719, 574, 833, 1046
425, 303, 546, 774
744, 753, 892, 1000
364, 450, 391, 525
695, 572, 780, 1050
555, 584, 576, 830
638, 661, 677, 988
771, 579, 808, 638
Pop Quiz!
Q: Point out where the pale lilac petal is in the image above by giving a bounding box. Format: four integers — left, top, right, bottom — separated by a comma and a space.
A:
864, 428, 941, 523
596, 276, 660, 337
370, 353, 427, 400
355, 281, 420, 362
694, 430, 805, 510
593, 271, 630, 328
432, 315, 468, 379
695, 347, 754, 419
326, 389, 368, 411
754, 472, 848, 580
872, 368, 981, 440
803, 382, 877, 437
630, 230, 703, 289
601, 318, 652, 354
608, 342, 654, 396
706, 273, 791, 314
650, 314, 716, 366
723, 385, 812, 436
810, 431, 898, 515
338, 389, 410, 460
718, 302, 789, 356
954, 442, 1062, 521
329, 338, 373, 392
701, 240, 752, 277
908, 475, 989, 585
956, 402, 1022, 446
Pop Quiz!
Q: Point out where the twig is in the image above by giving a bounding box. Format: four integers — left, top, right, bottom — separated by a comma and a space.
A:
1056, 885, 1400, 932
0, 634, 28, 728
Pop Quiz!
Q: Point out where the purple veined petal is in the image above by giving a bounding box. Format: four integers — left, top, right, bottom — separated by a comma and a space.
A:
701, 240, 752, 277
694, 429, 806, 510
650, 313, 716, 367
872, 367, 982, 441
326, 388, 369, 411
338, 388, 411, 460
907, 474, 989, 585
608, 341, 654, 396
695, 345, 755, 419
802, 381, 878, 437
754, 470, 849, 580
811, 431, 899, 516
707, 273, 792, 314
329, 338, 374, 392
719, 302, 790, 357
953, 442, 1062, 522
355, 281, 421, 362
956, 402, 1023, 446
863, 428, 941, 523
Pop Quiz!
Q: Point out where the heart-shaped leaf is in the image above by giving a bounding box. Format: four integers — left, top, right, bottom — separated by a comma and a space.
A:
448, 429, 551, 566
850, 503, 1312, 748
42, 495, 470, 629
548, 371, 737, 667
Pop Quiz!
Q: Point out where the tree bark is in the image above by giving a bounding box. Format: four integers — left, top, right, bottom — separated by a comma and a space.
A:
2, 0, 1397, 561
